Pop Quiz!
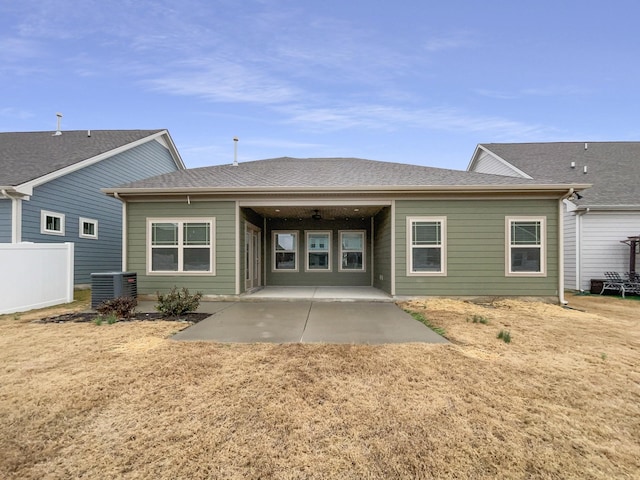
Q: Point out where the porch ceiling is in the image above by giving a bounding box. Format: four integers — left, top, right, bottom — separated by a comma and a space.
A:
248, 205, 385, 220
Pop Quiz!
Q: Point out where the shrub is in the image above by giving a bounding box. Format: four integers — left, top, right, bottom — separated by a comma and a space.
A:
497, 329, 512, 343
467, 314, 490, 324
156, 287, 203, 317
96, 296, 137, 319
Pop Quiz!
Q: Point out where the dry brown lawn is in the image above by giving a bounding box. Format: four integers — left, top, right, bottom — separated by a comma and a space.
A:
0, 293, 638, 479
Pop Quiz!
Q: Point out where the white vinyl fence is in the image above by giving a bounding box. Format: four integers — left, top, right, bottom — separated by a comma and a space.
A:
0, 243, 74, 314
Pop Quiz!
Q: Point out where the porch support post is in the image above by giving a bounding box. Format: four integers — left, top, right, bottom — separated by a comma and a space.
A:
391, 200, 396, 296
235, 202, 240, 295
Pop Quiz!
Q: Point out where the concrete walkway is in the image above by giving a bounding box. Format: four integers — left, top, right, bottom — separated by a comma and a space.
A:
169, 301, 449, 344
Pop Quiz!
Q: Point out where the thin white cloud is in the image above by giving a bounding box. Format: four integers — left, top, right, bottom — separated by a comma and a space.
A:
424, 32, 476, 52
0, 107, 34, 120
474, 89, 519, 100
476, 85, 592, 99
244, 138, 326, 150
147, 57, 301, 104
521, 86, 592, 96
279, 102, 550, 139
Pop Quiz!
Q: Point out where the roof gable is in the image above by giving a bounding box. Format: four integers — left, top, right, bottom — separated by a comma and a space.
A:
0, 129, 184, 189
476, 142, 640, 207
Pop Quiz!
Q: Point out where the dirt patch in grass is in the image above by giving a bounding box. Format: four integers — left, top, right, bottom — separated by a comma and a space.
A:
0, 293, 638, 479
35, 311, 210, 324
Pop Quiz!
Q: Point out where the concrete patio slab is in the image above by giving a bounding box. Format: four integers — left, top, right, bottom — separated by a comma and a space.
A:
302, 303, 449, 344
170, 301, 449, 344
171, 302, 312, 343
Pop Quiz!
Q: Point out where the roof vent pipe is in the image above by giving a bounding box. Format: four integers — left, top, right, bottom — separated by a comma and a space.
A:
583, 165, 588, 174
570, 161, 576, 168
87, 130, 91, 137
53, 113, 63, 136
233, 137, 239, 166
584, 142, 588, 150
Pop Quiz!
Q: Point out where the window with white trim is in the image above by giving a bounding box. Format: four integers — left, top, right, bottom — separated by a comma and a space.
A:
273, 231, 298, 271
306, 231, 331, 271
407, 216, 447, 275
79, 217, 98, 239
506, 217, 546, 276
148, 218, 215, 274
339, 230, 365, 271
41, 210, 65, 236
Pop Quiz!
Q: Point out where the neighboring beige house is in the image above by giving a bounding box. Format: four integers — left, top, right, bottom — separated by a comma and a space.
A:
468, 142, 639, 291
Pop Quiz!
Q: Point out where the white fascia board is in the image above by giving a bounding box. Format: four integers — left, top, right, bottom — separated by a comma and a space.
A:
467, 144, 534, 179
17, 130, 178, 195
563, 199, 578, 212
155, 131, 186, 170
466, 144, 485, 171
0, 187, 30, 199
574, 204, 640, 212
104, 183, 591, 197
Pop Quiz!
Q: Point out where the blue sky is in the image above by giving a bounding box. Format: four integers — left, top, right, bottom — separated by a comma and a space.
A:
1, 0, 639, 170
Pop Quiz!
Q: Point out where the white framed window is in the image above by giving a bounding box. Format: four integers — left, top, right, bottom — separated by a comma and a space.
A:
407, 216, 447, 276
41, 210, 65, 236
147, 218, 215, 274
339, 230, 366, 272
306, 231, 331, 271
273, 230, 298, 271
506, 217, 546, 276
79, 217, 98, 239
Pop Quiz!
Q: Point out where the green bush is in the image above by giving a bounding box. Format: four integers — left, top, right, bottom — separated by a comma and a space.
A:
497, 329, 512, 343
156, 287, 203, 317
96, 296, 137, 319
467, 314, 489, 324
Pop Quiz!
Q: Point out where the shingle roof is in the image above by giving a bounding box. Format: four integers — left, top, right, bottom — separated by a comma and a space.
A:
112, 156, 583, 192
0, 129, 165, 186
479, 142, 640, 206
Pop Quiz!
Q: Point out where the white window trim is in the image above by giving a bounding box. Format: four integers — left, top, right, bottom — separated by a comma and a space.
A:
304, 230, 332, 272
505, 216, 547, 277
272, 230, 299, 272
41, 210, 65, 236
147, 217, 216, 276
79, 217, 98, 239
338, 230, 366, 272
406, 216, 447, 276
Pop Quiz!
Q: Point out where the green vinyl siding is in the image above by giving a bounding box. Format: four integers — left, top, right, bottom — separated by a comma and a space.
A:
395, 199, 559, 296
373, 206, 392, 293
127, 201, 236, 295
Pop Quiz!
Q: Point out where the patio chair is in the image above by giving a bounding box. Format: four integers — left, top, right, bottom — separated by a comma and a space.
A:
624, 272, 640, 295
601, 272, 629, 298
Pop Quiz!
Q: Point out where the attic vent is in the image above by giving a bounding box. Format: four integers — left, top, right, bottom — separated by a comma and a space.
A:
233, 137, 239, 166
52, 113, 63, 136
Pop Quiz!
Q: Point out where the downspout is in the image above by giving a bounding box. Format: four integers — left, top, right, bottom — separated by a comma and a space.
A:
1, 189, 21, 243
114, 193, 127, 271
558, 188, 574, 305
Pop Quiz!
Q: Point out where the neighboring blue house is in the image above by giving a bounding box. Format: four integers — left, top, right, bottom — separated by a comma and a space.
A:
0, 129, 185, 285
